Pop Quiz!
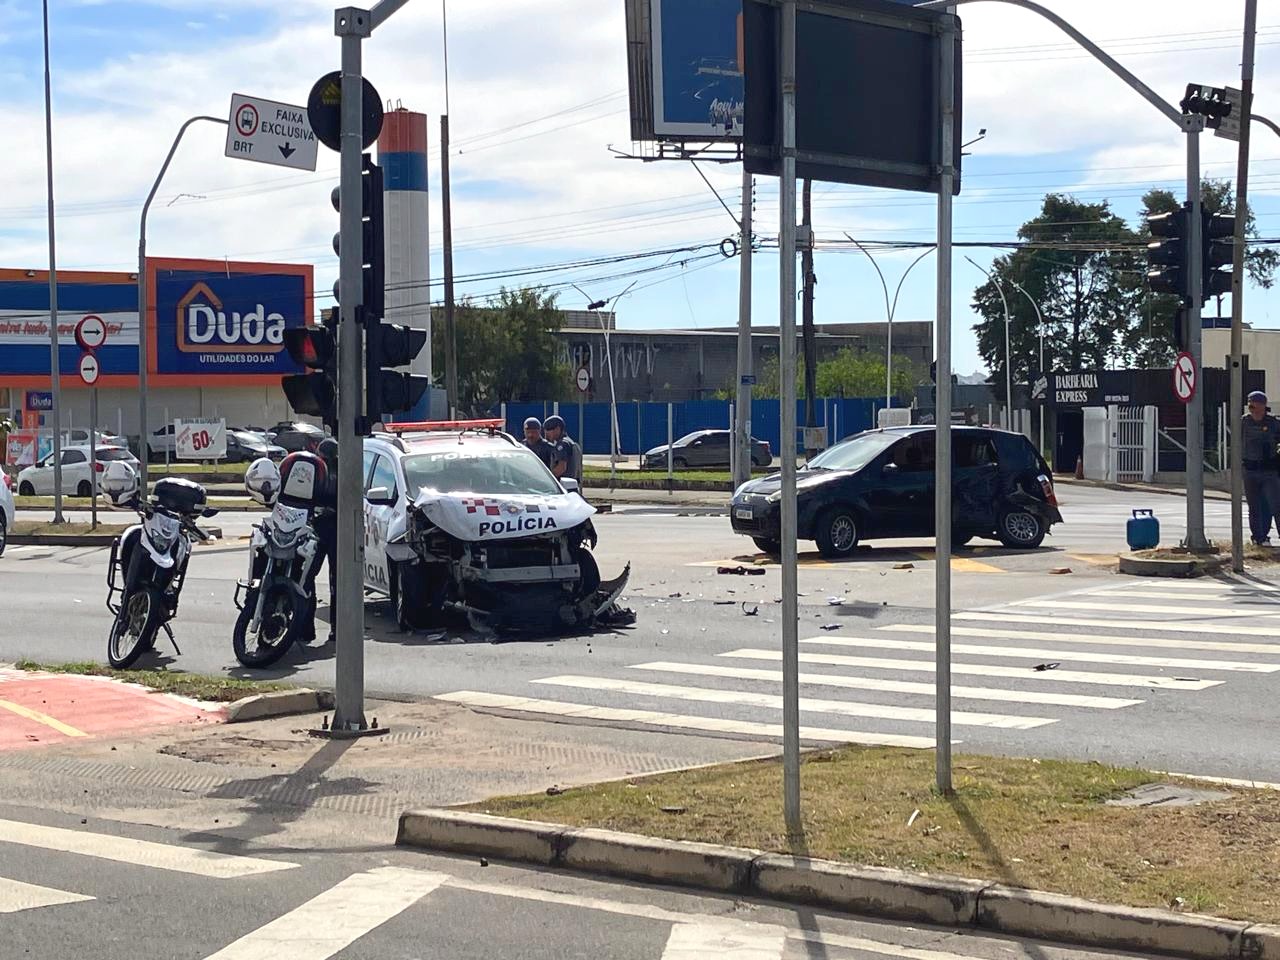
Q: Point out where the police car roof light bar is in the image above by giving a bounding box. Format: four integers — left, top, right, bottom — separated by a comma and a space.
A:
381, 419, 505, 434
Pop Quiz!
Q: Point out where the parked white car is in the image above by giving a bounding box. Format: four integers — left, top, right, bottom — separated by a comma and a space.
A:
16, 445, 140, 497
0, 472, 13, 556
62, 428, 128, 449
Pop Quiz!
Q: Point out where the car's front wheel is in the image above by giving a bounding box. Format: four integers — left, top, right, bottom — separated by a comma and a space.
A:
814, 505, 860, 559
391, 560, 435, 631
997, 509, 1046, 549
17, 481, 33, 497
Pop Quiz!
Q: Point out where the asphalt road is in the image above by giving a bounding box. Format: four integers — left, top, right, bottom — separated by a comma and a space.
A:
4, 486, 1278, 782
0, 802, 1160, 960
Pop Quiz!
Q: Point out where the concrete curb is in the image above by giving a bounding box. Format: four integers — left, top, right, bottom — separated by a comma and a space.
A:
1056, 477, 1231, 502
1119, 552, 1226, 578
225, 688, 334, 723
396, 809, 1271, 960
10, 525, 225, 548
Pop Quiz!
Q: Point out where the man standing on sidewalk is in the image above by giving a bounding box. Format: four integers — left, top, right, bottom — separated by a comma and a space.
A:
1241, 391, 1280, 545
544, 415, 582, 488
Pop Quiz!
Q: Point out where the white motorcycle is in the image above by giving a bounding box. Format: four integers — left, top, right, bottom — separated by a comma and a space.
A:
232, 456, 324, 668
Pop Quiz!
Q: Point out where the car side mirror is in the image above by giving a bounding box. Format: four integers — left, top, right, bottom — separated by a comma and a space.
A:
366, 486, 397, 506
560, 478, 580, 493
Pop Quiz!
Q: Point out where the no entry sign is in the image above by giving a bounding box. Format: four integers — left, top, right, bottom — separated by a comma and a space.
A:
1173, 351, 1197, 405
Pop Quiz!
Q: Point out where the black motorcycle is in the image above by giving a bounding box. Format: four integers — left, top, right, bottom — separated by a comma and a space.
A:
105, 477, 217, 669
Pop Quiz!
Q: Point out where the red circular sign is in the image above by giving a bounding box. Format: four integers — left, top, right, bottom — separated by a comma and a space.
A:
75, 314, 107, 351
78, 352, 100, 387
1173, 351, 1197, 405
235, 102, 259, 137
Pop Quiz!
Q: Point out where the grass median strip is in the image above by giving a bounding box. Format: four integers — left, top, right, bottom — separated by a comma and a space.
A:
466, 746, 1280, 924
11, 521, 121, 537
13, 660, 293, 703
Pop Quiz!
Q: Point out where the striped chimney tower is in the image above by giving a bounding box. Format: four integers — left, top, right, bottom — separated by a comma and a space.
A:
376, 107, 431, 418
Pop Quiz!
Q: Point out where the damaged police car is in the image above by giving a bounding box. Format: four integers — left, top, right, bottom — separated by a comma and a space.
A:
362, 420, 630, 632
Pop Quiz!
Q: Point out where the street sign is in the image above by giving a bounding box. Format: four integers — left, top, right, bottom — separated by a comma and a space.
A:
306, 72, 384, 153
1173, 351, 1197, 405
74, 315, 107, 351
741, 374, 757, 386
175, 418, 227, 460
78, 352, 100, 387
803, 426, 828, 451
225, 94, 319, 171
575, 367, 591, 394
1215, 86, 1244, 142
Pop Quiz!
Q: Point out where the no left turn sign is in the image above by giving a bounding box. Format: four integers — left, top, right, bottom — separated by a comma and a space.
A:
1173, 351, 1197, 405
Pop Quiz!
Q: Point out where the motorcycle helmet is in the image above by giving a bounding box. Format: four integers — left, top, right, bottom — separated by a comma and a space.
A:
244, 457, 281, 506
278, 451, 327, 507
100, 460, 139, 508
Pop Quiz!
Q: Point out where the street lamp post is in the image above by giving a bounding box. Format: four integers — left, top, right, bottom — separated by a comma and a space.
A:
1008, 279, 1045, 452
966, 257, 1013, 428
573, 283, 632, 489
846, 237, 935, 411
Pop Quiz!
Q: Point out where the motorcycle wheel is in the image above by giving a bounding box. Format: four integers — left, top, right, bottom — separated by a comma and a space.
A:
107, 586, 163, 669
233, 582, 302, 668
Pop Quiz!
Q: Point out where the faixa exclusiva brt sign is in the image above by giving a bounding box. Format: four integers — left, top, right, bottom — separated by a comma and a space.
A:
148, 258, 313, 384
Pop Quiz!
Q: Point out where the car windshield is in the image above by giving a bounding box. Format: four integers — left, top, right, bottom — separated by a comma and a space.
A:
96, 448, 134, 462
806, 433, 900, 471
402, 447, 563, 497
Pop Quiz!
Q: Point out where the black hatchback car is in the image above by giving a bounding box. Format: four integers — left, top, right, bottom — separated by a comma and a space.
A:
730, 426, 1062, 558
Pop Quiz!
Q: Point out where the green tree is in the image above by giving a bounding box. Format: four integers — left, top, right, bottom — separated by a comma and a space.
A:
734, 351, 921, 401
971, 194, 1143, 399
435, 287, 571, 412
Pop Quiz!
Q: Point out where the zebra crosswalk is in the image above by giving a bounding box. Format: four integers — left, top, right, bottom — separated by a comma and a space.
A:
439, 576, 1280, 752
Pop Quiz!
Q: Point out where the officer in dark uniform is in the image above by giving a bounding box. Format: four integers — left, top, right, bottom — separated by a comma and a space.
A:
1241, 391, 1280, 545
308, 438, 339, 643
522, 417, 557, 469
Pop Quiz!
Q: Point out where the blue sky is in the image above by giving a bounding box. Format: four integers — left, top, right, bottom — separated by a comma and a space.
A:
2, 0, 1279, 379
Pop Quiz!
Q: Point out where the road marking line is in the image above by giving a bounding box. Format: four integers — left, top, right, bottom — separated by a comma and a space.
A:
1102, 588, 1280, 603
446, 876, 1042, 960
1111, 580, 1280, 592
0, 699, 87, 738
0, 819, 298, 878
436, 691, 939, 747
880, 623, 1280, 656
912, 551, 1006, 573
533, 675, 1055, 730
955, 611, 1280, 638
662, 921, 787, 959
722, 649, 1224, 690
0, 877, 93, 913
203, 867, 447, 960
1011, 598, 1280, 619
629, 661, 1142, 709
801, 635, 1277, 673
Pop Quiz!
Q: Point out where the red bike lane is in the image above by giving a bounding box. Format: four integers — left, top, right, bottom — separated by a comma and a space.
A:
0, 670, 225, 751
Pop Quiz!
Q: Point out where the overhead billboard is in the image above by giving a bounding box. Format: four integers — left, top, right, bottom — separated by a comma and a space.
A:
0, 259, 313, 388
625, 0, 745, 141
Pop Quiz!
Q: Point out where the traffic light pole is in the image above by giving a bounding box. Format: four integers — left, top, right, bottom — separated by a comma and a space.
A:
733, 167, 753, 492
1230, 0, 1258, 574
1184, 116, 1209, 552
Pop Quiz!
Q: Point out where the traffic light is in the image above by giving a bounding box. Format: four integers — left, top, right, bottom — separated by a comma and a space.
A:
330, 154, 385, 320
1146, 205, 1191, 304
282, 311, 338, 427
365, 321, 430, 424
1180, 84, 1234, 130
1203, 211, 1236, 302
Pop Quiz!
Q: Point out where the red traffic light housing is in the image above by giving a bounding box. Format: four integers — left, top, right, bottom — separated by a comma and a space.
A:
282, 324, 338, 426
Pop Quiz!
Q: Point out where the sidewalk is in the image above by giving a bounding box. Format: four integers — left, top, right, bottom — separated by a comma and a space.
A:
1056, 475, 1232, 501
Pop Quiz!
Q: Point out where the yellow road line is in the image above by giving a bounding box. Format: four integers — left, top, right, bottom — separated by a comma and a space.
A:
0, 699, 88, 738
949, 557, 1006, 574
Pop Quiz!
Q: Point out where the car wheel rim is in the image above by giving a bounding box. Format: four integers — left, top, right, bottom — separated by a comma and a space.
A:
830, 515, 856, 551
1005, 512, 1039, 543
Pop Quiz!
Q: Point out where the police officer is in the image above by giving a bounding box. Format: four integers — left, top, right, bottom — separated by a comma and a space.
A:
307, 438, 339, 643
522, 417, 556, 469
1241, 391, 1280, 546
543, 415, 582, 487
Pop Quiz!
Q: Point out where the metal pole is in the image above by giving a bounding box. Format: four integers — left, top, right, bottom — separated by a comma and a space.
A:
90, 387, 97, 530
965, 257, 1012, 426
1185, 119, 1209, 551
41, 0, 63, 523
441, 115, 459, 418
334, 6, 372, 733
1009, 280, 1046, 455
734, 167, 754, 491
801, 179, 817, 459
164, 406, 169, 471
137, 115, 226, 496
847, 239, 934, 412
729, 401, 736, 481
667, 402, 673, 489
1231, 0, 1257, 574
779, 0, 802, 837
935, 4, 957, 797
602, 317, 619, 488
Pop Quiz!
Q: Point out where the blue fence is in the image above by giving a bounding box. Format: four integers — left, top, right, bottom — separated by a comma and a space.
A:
496, 398, 891, 456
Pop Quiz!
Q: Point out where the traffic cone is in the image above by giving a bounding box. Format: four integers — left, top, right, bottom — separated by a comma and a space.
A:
1074, 456, 1084, 480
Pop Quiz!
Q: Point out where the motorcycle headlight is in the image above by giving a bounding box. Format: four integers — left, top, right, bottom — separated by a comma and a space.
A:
271, 527, 300, 550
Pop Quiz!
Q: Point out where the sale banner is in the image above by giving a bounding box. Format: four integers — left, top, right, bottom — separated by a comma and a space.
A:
174, 418, 227, 460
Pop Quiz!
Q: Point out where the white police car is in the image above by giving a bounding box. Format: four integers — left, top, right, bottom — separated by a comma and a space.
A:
0, 470, 14, 557
362, 420, 629, 631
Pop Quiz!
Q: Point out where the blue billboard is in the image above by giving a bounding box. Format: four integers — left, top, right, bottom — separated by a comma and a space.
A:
148, 259, 313, 384
651, 0, 745, 139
